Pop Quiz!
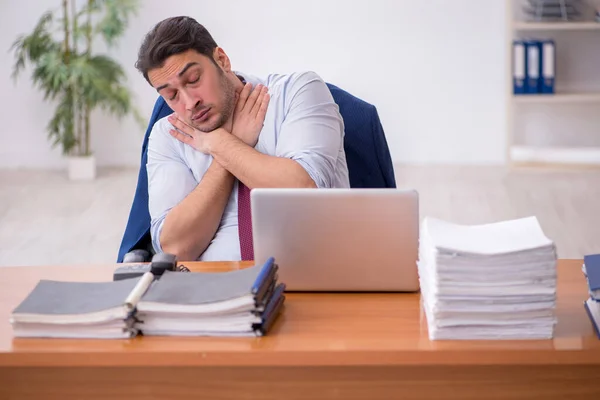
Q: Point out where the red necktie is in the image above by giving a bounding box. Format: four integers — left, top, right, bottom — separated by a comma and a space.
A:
237, 180, 254, 260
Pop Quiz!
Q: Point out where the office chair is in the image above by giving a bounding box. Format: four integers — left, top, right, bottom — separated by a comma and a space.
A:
117, 83, 396, 262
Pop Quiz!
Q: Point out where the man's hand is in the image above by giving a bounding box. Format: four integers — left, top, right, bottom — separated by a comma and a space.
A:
231, 83, 270, 147
168, 83, 269, 153
167, 114, 214, 154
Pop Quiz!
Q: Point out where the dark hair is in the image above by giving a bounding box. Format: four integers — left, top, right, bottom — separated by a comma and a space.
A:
135, 16, 218, 84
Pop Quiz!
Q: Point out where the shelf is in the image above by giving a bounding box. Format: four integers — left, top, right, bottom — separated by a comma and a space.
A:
507, 2, 600, 169
513, 21, 600, 31
513, 92, 600, 104
510, 145, 600, 165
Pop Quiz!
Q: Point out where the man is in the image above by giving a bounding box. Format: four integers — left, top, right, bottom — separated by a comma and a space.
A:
135, 16, 350, 262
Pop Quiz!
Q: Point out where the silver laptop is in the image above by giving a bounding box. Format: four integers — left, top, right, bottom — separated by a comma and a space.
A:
250, 188, 420, 292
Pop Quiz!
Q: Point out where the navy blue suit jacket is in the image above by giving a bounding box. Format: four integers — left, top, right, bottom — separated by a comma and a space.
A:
117, 83, 396, 262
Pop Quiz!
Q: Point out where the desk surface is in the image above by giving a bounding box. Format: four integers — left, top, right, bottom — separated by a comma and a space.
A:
0, 259, 597, 367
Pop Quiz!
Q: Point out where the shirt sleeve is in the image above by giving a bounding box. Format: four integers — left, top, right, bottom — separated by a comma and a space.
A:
146, 118, 198, 253
275, 71, 344, 188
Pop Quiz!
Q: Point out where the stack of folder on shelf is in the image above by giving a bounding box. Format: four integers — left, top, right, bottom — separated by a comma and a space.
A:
418, 216, 558, 340
523, 0, 585, 21
582, 254, 600, 338
512, 38, 555, 95
10, 257, 285, 339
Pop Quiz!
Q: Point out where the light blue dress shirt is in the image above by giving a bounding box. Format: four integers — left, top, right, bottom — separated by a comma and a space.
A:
146, 71, 350, 261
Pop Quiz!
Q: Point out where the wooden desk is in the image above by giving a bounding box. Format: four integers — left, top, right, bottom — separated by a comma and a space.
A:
0, 259, 598, 399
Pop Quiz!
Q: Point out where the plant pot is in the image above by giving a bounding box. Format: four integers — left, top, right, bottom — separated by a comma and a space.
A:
68, 155, 96, 181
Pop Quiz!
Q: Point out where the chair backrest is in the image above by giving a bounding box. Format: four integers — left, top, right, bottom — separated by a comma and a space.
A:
117, 83, 396, 262
326, 83, 396, 189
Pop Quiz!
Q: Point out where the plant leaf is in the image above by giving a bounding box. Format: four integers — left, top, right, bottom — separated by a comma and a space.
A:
46, 90, 77, 155
94, 0, 139, 47
31, 51, 70, 100
10, 11, 61, 80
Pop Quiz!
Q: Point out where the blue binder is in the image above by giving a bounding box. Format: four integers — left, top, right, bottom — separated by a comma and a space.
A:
584, 254, 600, 300
540, 39, 556, 94
525, 40, 541, 94
583, 255, 600, 339
512, 40, 526, 95
584, 298, 600, 339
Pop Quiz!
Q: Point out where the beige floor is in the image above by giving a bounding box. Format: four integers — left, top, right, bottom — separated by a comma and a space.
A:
0, 165, 599, 267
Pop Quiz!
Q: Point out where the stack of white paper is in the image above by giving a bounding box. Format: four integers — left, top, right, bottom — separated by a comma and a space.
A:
418, 216, 557, 340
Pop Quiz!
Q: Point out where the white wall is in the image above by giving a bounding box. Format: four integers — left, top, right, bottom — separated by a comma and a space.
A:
0, 0, 508, 169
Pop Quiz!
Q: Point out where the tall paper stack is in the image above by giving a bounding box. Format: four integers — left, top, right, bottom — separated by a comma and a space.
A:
418, 216, 557, 340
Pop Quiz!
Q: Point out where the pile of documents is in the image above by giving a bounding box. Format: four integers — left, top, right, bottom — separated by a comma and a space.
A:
524, 0, 584, 22
135, 257, 285, 337
418, 216, 558, 340
10, 275, 153, 339
11, 258, 285, 339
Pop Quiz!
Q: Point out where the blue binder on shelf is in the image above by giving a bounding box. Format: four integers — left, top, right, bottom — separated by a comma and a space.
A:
525, 40, 541, 94
512, 40, 527, 95
540, 39, 556, 94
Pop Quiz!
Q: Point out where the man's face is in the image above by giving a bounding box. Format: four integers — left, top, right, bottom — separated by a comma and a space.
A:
148, 49, 235, 132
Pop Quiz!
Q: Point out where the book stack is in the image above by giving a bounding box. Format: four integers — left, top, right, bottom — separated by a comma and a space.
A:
418, 216, 558, 340
582, 254, 600, 338
10, 273, 153, 339
10, 258, 285, 339
135, 257, 285, 337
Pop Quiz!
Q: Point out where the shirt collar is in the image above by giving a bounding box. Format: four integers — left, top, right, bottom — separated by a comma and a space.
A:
234, 71, 264, 87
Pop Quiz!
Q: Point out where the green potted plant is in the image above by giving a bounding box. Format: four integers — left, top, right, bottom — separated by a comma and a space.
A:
10, 0, 143, 180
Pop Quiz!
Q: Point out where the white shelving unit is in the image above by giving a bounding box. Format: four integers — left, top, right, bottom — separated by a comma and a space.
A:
510, 145, 600, 165
507, 0, 600, 167
513, 92, 600, 103
513, 21, 600, 30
